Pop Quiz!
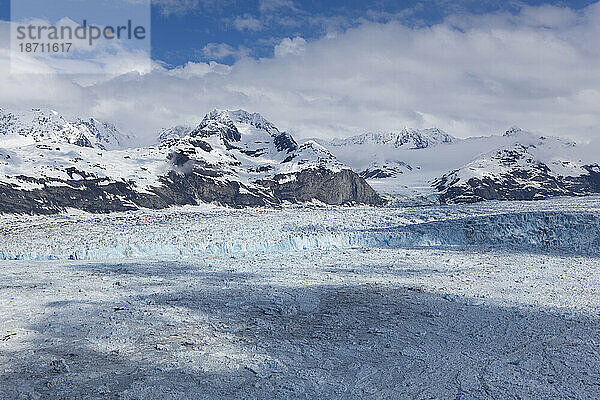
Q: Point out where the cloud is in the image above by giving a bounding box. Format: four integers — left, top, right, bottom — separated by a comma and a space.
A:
274, 37, 306, 57
1, 3, 600, 145
202, 43, 249, 61
259, 0, 297, 13
4, 17, 151, 76
166, 60, 231, 78
233, 15, 263, 32
152, 0, 200, 16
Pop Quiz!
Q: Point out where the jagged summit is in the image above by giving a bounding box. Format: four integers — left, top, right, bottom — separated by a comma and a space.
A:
191, 109, 242, 142
227, 109, 280, 136
188, 108, 285, 144
75, 118, 130, 150
327, 127, 455, 149
1, 106, 381, 213
165, 108, 299, 157
158, 125, 194, 143
503, 126, 524, 137
0, 107, 129, 150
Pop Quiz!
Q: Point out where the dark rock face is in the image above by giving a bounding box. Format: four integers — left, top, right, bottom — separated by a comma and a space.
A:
360, 162, 413, 179
191, 112, 241, 143
70, 135, 94, 149
436, 164, 600, 204
273, 132, 298, 153
0, 167, 383, 214
360, 169, 395, 179
0, 178, 158, 215
0, 175, 270, 215
155, 170, 277, 208
258, 168, 384, 206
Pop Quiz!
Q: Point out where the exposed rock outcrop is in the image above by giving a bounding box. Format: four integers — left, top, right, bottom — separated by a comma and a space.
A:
0, 108, 383, 214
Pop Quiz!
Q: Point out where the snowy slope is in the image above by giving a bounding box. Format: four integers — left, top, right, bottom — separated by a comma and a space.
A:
187, 109, 344, 175
326, 128, 455, 149
320, 126, 600, 203
317, 127, 454, 197
0, 108, 380, 213
0, 108, 131, 150
157, 125, 194, 143
434, 130, 600, 203
317, 127, 501, 199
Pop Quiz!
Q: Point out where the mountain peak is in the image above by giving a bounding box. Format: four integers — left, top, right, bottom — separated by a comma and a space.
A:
228, 109, 280, 135
192, 109, 241, 142
0, 107, 127, 150
158, 125, 194, 143
327, 127, 455, 149
191, 108, 283, 142
503, 126, 524, 137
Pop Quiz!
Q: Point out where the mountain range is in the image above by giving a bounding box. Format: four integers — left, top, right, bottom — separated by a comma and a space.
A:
0, 107, 599, 214
0, 108, 381, 214
317, 126, 600, 204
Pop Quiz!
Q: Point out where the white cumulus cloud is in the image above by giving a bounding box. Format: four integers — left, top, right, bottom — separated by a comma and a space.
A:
1, 3, 600, 145
274, 37, 307, 57
233, 15, 263, 31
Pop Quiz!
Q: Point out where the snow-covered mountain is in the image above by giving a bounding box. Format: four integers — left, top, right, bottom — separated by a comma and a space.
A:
157, 125, 194, 143
321, 126, 600, 204
314, 126, 460, 201
165, 109, 343, 173
433, 130, 600, 203
4, 106, 597, 211
0, 108, 131, 150
0, 108, 381, 214
326, 128, 455, 149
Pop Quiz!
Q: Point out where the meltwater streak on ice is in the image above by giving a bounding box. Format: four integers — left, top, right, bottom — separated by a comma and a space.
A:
1, 211, 599, 260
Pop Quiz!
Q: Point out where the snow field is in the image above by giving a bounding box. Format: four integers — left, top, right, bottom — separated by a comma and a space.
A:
0, 248, 599, 398
0, 198, 599, 398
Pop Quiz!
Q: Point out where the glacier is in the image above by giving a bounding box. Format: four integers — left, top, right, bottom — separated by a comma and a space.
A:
1, 197, 600, 261
1, 197, 599, 399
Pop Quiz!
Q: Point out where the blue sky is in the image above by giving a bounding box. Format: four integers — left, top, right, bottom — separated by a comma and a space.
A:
1, 0, 597, 66
1, 0, 599, 142
152, 0, 597, 65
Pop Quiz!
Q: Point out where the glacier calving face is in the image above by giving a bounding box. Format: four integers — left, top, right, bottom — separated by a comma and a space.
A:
2, 197, 599, 261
